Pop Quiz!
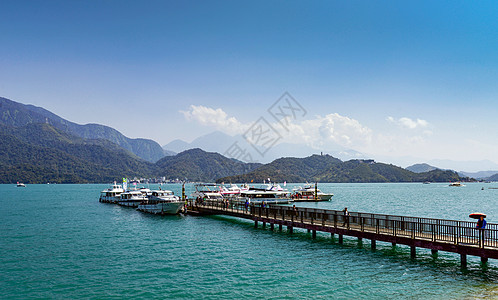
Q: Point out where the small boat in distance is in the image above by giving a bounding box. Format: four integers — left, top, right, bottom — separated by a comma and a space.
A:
449, 182, 464, 187
16, 182, 26, 187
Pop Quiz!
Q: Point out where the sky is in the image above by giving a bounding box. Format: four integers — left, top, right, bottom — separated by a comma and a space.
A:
1, 1, 497, 170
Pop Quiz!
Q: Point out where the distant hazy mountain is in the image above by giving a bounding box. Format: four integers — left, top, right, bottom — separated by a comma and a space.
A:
162, 131, 367, 163
155, 148, 261, 182
0, 123, 156, 183
217, 155, 464, 183
457, 170, 498, 179
406, 163, 439, 173
427, 159, 498, 174
0, 97, 166, 162
487, 173, 498, 181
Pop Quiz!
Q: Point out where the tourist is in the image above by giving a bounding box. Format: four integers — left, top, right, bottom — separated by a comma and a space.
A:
476, 215, 487, 229
342, 207, 349, 227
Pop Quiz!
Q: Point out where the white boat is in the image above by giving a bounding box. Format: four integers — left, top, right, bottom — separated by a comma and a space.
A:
449, 182, 464, 187
16, 182, 26, 187
219, 184, 249, 197
117, 188, 150, 207
191, 184, 224, 201
137, 190, 183, 215
292, 184, 333, 201
238, 186, 292, 205
99, 182, 124, 203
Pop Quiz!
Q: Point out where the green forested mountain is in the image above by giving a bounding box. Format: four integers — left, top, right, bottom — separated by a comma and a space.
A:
155, 148, 261, 182
0, 96, 470, 184
406, 163, 439, 173
217, 156, 465, 183
0, 97, 167, 162
0, 123, 156, 183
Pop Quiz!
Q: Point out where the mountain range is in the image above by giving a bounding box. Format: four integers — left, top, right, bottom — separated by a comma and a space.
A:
0, 96, 492, 184
218, 156, 465, 183
163, 131, 366, 164
0, 97, 169, 162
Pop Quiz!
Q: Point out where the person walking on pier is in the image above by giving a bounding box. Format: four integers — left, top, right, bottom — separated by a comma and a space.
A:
476, 215, 487, 229
342, 207, 349, 227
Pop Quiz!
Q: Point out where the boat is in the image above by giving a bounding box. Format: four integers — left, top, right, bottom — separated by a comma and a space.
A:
16, 182, 26, 187
237, 185, 292, 205
219, 183, 249, 197
117, 188, 150, 207
99, 182, 125, 203
137, 190, 183, 215
449, 182, 464, 187
292, 184, 333, 201
191, 184, 224, 201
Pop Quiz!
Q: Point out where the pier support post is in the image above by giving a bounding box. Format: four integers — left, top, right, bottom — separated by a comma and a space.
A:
339, 234, 343, 244
358, 237, 362, 242
288, 226, 293, 234
481, 257, 489, 264
270, 223, 274, 231
312, 230, 316, 239
410, 246, 416, 259
262, 222, 266, 228
371, 240, 376, 250
392, 242, 396, 247
460, 254, 467, 268
254, 221, 258, 228
279, 224, 282, 231
307, 229, 310, 233
431, 249, 438, 257
331, 233, 334, 239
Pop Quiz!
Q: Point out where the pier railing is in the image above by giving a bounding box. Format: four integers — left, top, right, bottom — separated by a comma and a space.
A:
192, 199, 498, 249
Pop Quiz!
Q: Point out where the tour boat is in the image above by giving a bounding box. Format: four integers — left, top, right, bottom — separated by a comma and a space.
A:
99, 182, 124, 203
16, 182, 26, 187
137, 190, 184, 215
238, 186, 292, 205
449, 182, 464, 187
117, 188, 150, 207
191, 183, 224, 201
219, 183, 249, 197
292, 184, 333, 201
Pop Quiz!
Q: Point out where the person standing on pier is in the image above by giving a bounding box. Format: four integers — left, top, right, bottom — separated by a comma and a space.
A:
476, 215, 487, 229
342, 207, 349, 227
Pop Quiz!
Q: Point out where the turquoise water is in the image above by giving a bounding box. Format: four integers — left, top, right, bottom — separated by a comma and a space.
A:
1, 183, 498, 299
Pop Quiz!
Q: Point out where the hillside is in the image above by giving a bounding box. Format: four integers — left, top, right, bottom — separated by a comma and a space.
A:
217, 156, 464, 183
0, 97, 166, 162
487, 173, 498, 182
0, 123, 156, 183
155, 148, 261, 182
406, 163, 438, 173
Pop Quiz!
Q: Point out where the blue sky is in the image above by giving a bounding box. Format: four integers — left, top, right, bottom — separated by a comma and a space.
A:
1, 1, 497, 169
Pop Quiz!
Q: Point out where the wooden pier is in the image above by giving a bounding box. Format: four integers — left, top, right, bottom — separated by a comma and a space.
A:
188, 200, 498, 267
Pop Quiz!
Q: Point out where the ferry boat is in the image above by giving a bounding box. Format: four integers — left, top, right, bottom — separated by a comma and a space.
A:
16, 182, 26, 187
99, 182, 124, 203
117, 188, 150, 207
292, 184, 333, 201
137, 190, 183, 215
191, 184, 224, 201
219, 183, 249, 197
238, 186, 292, 205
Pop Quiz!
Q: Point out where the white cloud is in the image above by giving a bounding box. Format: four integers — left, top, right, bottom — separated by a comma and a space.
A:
301, 113, 372, 148
181, 105, 373, 151
387, 116, 429, 129
181, 105, 247, 135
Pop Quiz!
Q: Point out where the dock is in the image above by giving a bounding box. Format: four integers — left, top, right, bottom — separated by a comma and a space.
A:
188, 200, 498, 267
